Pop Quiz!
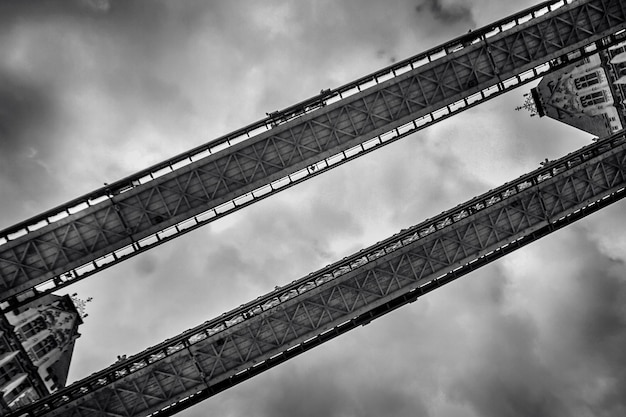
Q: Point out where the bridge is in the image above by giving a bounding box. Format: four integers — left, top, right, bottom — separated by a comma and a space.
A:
2, 0, 626, 415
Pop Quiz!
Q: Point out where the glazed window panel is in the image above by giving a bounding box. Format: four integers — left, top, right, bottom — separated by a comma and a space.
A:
19, 317, 47, 339
0, 338, 10, 355
574, 72, 600, 89
0, 362, 19, 386
3, 381, 34, 404
31, 335, 57, 359
580, 91, 606, 107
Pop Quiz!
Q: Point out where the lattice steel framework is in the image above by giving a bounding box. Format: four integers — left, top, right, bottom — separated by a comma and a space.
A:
10, 130, 626, 417
1, 0, 625, 307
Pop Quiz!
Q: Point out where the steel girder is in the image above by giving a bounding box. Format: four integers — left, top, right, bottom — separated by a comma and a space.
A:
11, 131, 626, 417
1, 0, 625, 304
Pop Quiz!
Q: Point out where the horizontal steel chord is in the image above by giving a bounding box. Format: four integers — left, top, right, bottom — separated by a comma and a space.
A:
11, 130, 626, 417
2, 0, 624, 306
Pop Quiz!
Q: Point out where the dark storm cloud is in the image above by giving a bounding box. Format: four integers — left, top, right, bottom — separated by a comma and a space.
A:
0, 0, 196, 25
0, 0, 99, 24
249, 367, 430, 417
448, 312, 567, 417
0, 68, 62, 227
446, 232, 626, 417
0, 0, 211, 225
253, 371, 351, 417
415, 0, 475, 25
0, 0, 206, 121
559, 252, 626, 417
0, 71, 53, 154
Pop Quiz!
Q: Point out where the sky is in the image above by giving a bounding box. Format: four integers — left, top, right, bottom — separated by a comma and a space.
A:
1, 1, 626, 417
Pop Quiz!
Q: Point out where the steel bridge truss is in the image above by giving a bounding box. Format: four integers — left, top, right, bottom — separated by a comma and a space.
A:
2, 0, 625, 307
11, 130, 626, 417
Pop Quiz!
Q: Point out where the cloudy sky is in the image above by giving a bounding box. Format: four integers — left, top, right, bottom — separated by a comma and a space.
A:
1, 0, 626, 416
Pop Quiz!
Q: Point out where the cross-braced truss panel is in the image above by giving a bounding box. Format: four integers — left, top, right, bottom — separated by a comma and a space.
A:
46, 353, 205, 417
16, 132, 626, 417
1, 0, 624, 303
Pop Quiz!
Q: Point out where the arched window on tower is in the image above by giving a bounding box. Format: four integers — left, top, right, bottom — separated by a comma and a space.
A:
31, 335, 58, 360
18, 317, 47, 339
0, 362, 19, 386
574, 72, 600, 90
580, 91, 606, 108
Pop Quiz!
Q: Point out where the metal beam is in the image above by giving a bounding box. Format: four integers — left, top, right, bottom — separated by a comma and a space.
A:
1, 0, 624, 306
11, 130, 626, 417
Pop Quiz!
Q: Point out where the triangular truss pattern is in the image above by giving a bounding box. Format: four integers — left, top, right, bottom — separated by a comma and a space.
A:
22, 132, 626, 417
1, 0, 624, 305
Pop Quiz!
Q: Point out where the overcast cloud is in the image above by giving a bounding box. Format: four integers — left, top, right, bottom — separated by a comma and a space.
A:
1, 1, 625, 417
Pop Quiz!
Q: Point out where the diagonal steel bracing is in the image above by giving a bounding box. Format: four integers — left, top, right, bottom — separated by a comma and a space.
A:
13, 131, 626, 417
1, 0, 624, 305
